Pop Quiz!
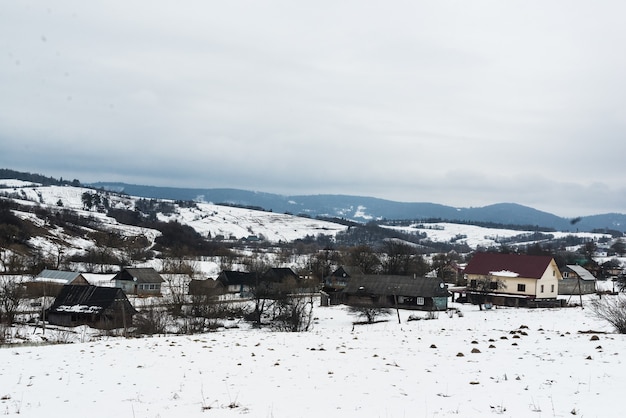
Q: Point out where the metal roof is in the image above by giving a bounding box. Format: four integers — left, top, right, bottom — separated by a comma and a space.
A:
35, 269, 83, 284
48, 285, 136, 314
343, 275, 448, 298
565, 265, 596, 281
113, 268, 164, 283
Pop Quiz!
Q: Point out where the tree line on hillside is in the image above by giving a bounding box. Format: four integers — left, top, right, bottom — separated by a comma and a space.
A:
0, 168, 80, 187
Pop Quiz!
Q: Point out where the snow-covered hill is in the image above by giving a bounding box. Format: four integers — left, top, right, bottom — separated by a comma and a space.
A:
383, 222, 611, 249
0, 180, 617, 261
0, 181, 348, 255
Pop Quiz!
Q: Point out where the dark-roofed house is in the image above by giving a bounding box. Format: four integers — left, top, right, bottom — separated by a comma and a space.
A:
47, 285, 136, 329
324, 266, 364, 290
26, 269, 90, 297
112, 267, 164, 296
261, 267, 300, 284
262, 267, 318, 294
559, 265, 596, 295
463, 253, 562, 307
216, 270, 256, 297
321, 266, 364, 306
342, 275, 449, 311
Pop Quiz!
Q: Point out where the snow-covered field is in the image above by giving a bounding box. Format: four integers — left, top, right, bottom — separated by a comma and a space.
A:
1, 298, 624, 418
384, 222, 611, 249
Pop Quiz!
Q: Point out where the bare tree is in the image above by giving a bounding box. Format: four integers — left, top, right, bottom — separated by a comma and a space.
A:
345, 244, 380, 274
242, 255, 273, 326
468, 276, 506, 310
161, 257, 198, 317
380, 240, 429, 276
0, 275, 26, 325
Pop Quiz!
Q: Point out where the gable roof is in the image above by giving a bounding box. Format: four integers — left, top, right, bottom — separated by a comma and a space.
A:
464, 253, 555, 279
35, 269, 85, 285
330, 266, 364, 278
343, 275, 448, 298
564, 265, 596, 281
216, 270, 255, 286
113, 267, 164, 283
262, 267, 299, 282
48, 285, 136, 315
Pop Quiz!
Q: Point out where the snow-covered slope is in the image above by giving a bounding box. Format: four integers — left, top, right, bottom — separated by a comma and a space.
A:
383, 222, 611, 249
0, 181, 348, 251
158, 202, 346, 242
0, 181, 614, 256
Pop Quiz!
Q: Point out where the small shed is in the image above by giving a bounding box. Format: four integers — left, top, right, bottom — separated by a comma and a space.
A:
559, 265, 597, 295
342, 275, 449, 311
47, 285, 136, 329
112, 267, 164, 296
26, 269, 89, 297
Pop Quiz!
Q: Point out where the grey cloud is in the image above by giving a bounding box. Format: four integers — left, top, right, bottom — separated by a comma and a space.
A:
1, 1, 625, 217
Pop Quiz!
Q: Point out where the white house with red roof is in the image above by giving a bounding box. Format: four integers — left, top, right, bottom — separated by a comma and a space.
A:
463, 253, 562, 307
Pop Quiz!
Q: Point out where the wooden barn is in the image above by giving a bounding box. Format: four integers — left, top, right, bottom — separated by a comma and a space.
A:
47, 285, 136, 329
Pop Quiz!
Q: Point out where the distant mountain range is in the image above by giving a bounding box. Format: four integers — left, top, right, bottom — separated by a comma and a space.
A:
90, 182, 626, 233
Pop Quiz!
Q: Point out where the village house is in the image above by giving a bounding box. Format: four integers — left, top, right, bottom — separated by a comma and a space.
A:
342, 275, 449, 311
47, 285, 136, 329
321, 266, 364, 306
559, 265, 597, 295
324, 266, 363, 291
26, 269, 89, 297
261, 267, 300, 285
111, 267, 164, 296
462, 253, 562, 307
216, 270, 256, 298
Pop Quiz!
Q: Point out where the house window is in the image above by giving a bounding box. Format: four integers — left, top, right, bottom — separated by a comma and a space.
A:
489, 281, 498, 290
553, 270, 555, 276
563, 272, 569, 279
551, 284, 555, 292
540, 284, 544, 293
416, 297, 425, 305
517, 284, 526, 292
470, 279, 477, 288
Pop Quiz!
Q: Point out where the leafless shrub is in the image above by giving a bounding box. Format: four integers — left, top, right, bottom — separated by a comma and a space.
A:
134, 305, 169, 335
271, 295, 314, 332
589, 295, 626, 334
349, 306, 391, 324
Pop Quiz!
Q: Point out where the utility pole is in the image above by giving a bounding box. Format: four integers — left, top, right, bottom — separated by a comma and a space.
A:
41, 281, 46, 335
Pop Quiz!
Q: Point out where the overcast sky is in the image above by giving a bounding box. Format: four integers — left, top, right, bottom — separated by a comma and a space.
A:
1, 1, 625, 217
